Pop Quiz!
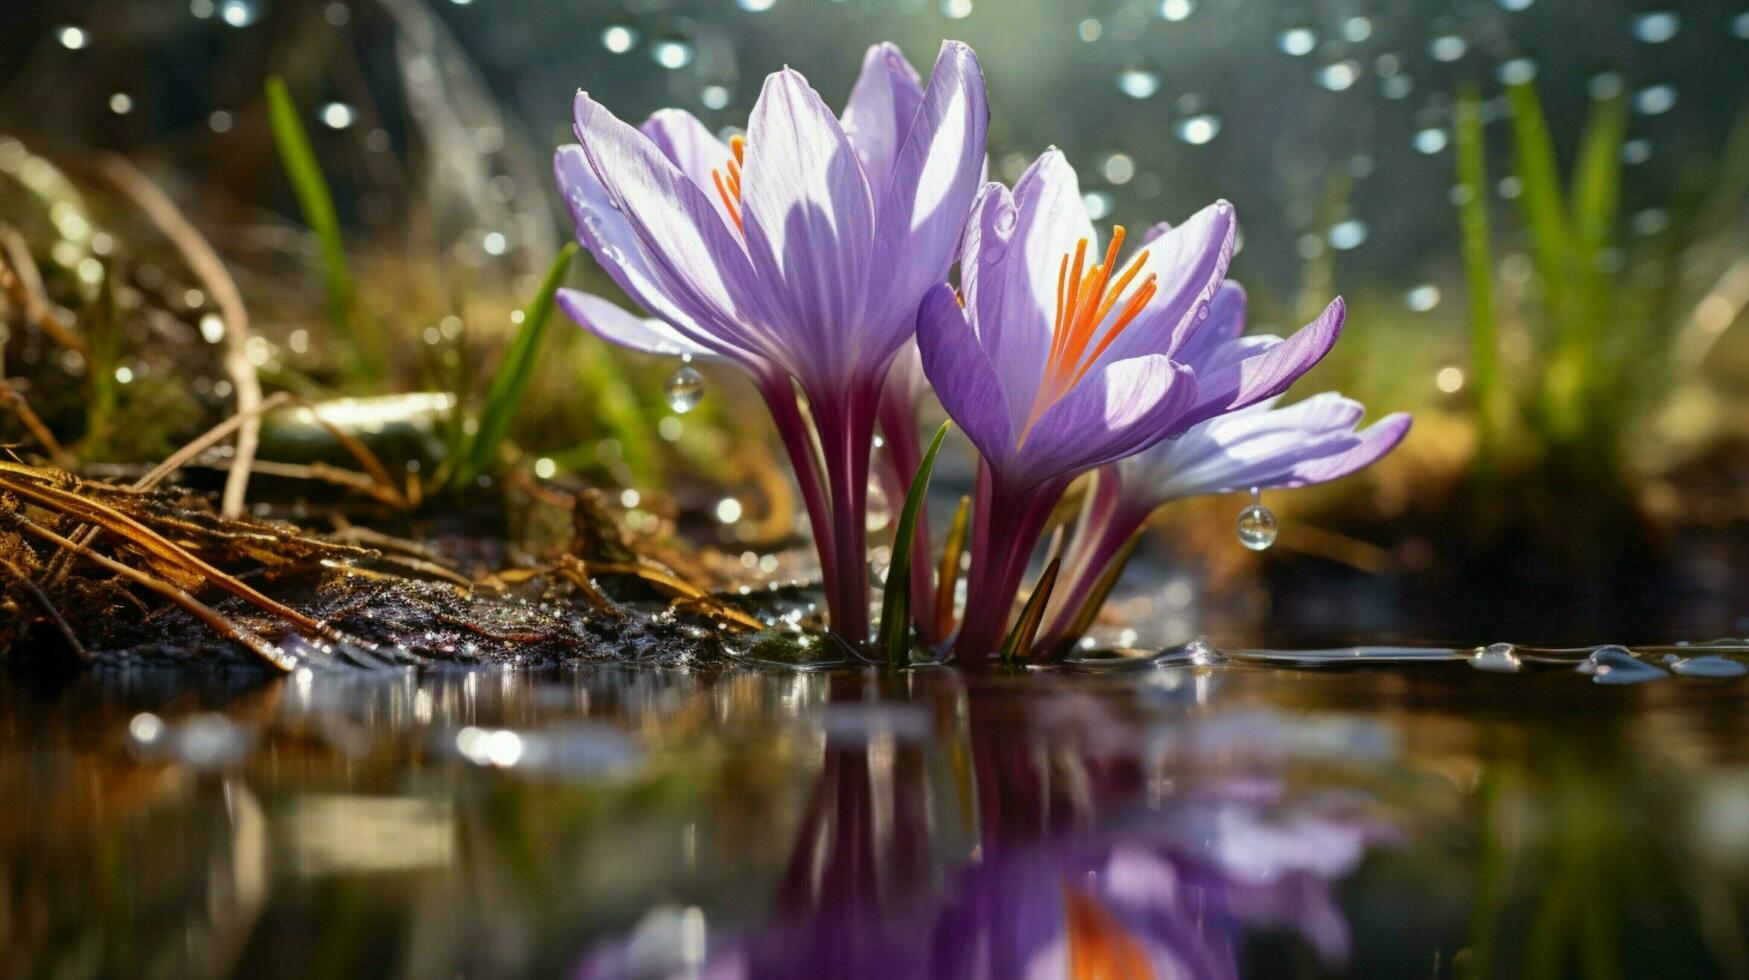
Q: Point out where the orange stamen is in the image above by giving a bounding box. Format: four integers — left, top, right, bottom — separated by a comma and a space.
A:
711, 168, 743, 234
1050, 239, 1091, 373
1022, 225, 1159, 437
712, 136, 749, 236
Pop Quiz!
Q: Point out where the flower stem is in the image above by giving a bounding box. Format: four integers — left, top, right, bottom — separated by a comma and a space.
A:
806, 376, 882, 648
953, 469, 1068, 661
758, 374, 839, 622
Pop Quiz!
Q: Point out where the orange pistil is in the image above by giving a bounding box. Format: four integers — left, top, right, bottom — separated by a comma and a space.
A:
1024, 225, 1159, 435
711, 134, 747, 234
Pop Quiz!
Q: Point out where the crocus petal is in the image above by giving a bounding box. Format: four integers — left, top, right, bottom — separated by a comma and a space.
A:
571, 92, 777, 365
916, 283, 1016, 467
1122, 393, 1400, 503
862, 41, 989, 361
640, 108, 733, 203
1172, 282, 1247, 372
1016, 355, 1197, 482
740, 68, 878, 383
1178, 296, 1345, 428
556, 145, 756, 364
839, 42, 924, 201
967, 151, 1092, 435
1287, 412, 1411, 486
1091, 201, 1236, 369
556, 289, 717, 360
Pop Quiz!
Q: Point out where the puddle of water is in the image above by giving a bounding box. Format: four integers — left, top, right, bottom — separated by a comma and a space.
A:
5, 645, 1749, 977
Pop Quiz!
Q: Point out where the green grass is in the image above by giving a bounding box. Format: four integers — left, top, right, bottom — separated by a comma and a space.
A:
449, 243, 578, 488
265, 76, 377, 377
876, 421, 949, 667
1455, 85, 1502, 476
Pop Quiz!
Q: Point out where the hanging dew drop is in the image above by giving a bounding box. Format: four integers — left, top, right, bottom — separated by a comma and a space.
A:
1236, 490, 1277, 551
664, 365, 704, 414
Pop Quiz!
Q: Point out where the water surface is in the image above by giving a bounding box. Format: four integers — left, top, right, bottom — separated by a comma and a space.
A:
5, 645, 1748, 977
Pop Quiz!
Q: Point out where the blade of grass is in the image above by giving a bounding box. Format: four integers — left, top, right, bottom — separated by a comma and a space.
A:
1505, 80, 1576, 317
999, 557, 1060, 665
265, 76, 374, 375
451, 243, 577, 487
1570, 91, 1626, 258
1565, 89, 1627, 445
1054, 531, 1142, 659
932, 494, 972, 640
1455, 84, 1503, 476
876, 421, 950, 668
1505, 79, 1592, 443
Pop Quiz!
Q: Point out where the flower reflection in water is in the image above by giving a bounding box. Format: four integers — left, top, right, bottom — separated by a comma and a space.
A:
577, 674, 1390, 980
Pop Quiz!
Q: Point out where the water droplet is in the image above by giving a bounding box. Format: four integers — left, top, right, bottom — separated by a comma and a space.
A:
1589, 71, 1626, 100
319, 101, 356, 129
600, 25, 638, 53
1159, 0, 1194, 21
1276, 27, 1316, 56
1101, 153, 1136, 185
1734, 12, 1749, 39
1236, 502, 1278, 551
1413, 127, 1448, 154
1666, 654, 1748, 677
738, 0, 776, 10
1577, 645, 1668, 684
1497, 57, 1538, 85
1116, 69, 1161, 99
665, 365, 704, 413
993, 202, 1019, 234
1406, 284, 1441, 311
55, 25, 88, 49
1630, 10, 1680, 43
1328, 218, 1368, 250
218, 0, 257, 28
1081, 191, 1113, 220
650, 38, 695, 70
1175, 113, 1221, 145
1429, 34, 1468, 62
1634, 83, 1678, 115
1470, 643, 1522, 673
1317, 60, 1361, 91
1631, 207, 1671, 236
1621, 138, 1653, 164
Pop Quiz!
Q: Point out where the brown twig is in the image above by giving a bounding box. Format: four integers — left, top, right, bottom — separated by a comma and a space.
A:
0, 461, 333, 638
281, 395, 412, 509
10, 512, 296, 671
0, 226, 87, 353
0, 382, 66, 460
40, 392, 294, 590
0, 556, 86, 660
99, 157, 265, 519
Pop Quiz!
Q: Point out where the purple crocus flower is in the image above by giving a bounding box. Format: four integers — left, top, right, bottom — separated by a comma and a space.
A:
917, 153, 1351, 660
555, 42, 989, 645
1038, 286, 1411, 650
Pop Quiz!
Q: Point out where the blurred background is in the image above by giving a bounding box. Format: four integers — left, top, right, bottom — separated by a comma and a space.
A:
3, 0, 1749, 642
